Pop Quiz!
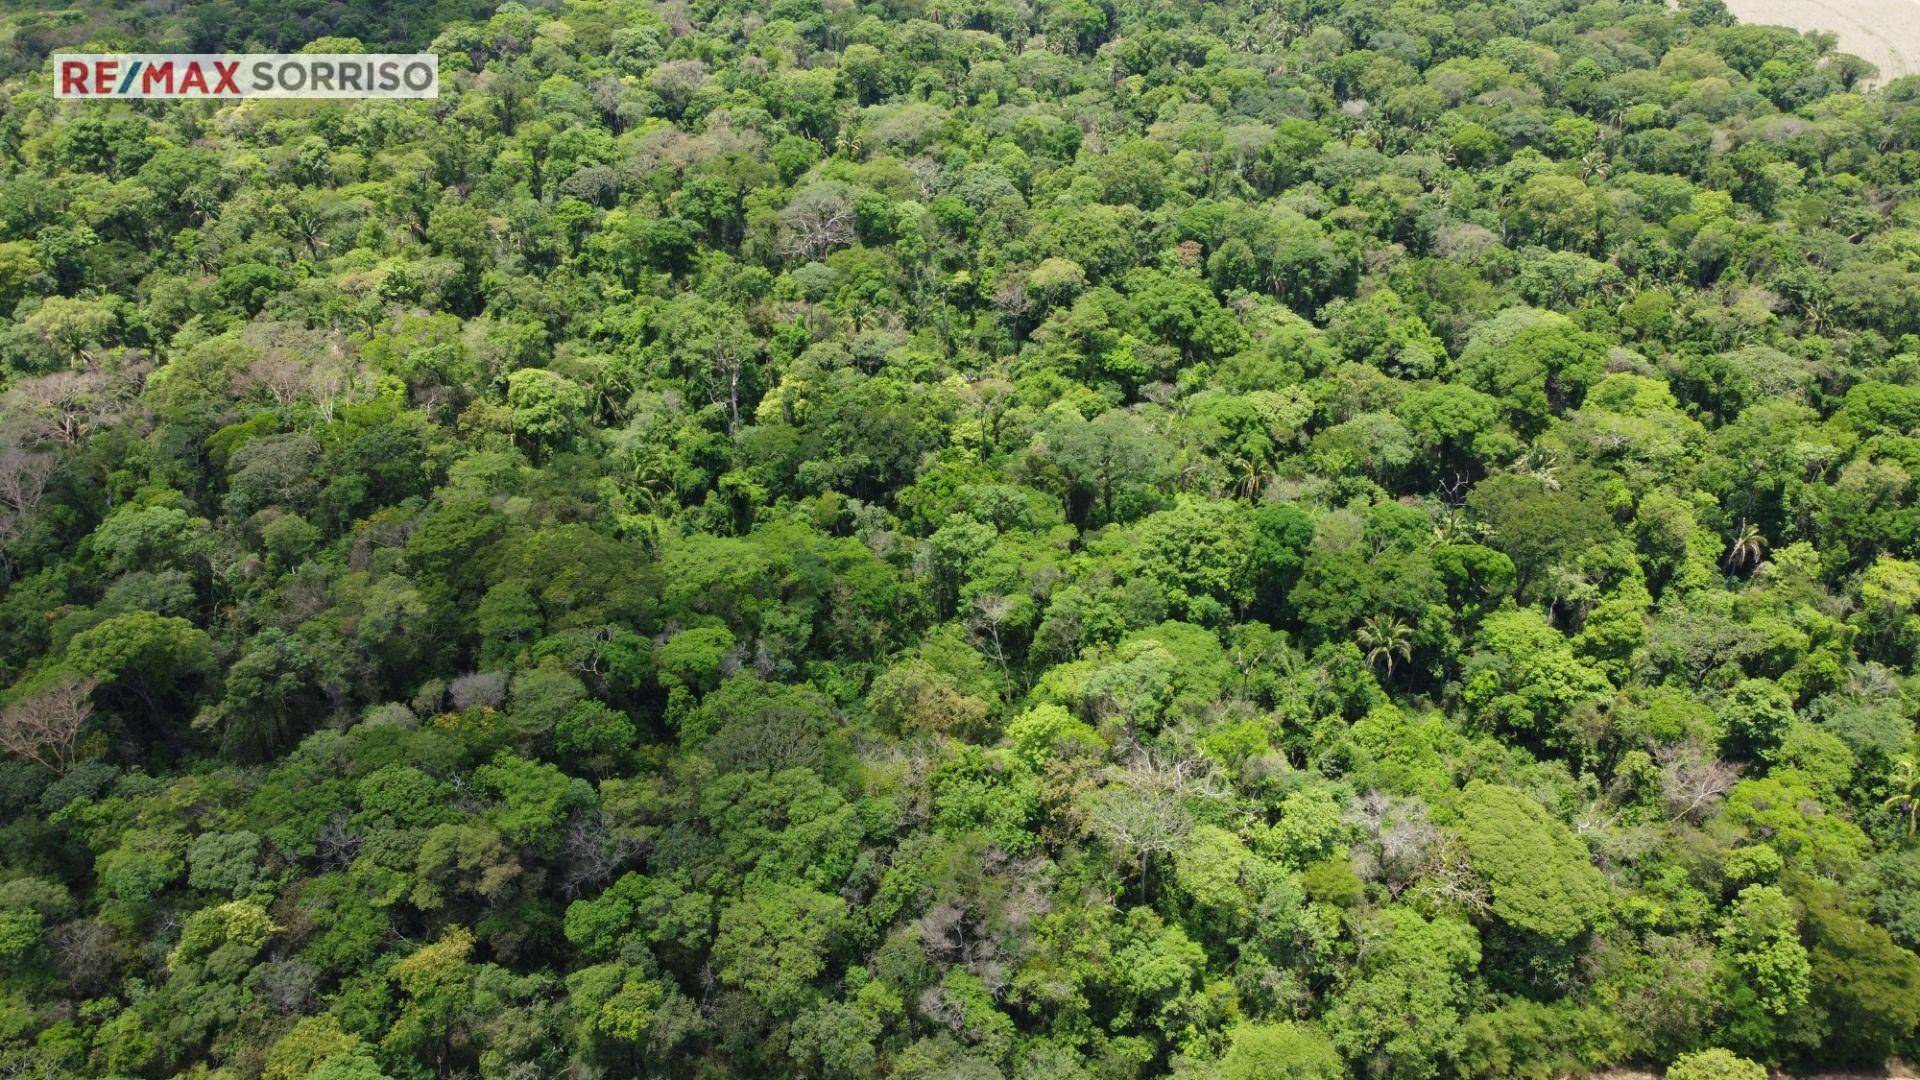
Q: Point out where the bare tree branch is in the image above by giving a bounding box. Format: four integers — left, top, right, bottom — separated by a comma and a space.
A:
0, 673, 99, 774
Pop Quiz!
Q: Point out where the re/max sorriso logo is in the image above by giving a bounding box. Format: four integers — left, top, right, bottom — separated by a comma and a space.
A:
54, 54, 438, 99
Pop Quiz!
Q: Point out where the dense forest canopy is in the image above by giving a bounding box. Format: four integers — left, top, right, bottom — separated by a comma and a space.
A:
1, 0, 1919, 1076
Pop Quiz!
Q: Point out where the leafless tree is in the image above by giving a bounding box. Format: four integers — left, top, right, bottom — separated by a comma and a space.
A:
560, 810, 644, 899
1083, 783, 1191, 893
314, 811, 363, 870
657, 0, 694, 36
1657, 746, 1742, 823
1601, 932, 1719, 1051
646, 59, 709, 117
0, 672, 98, 774
909, 854, 1049, 985
232, 352, 357, 421
303, 360, 355, 423
1346, 791, 1442, 894
991, 274, 1030, 325
50, 918, 123, 996
969, 593, 1016, 675
250, 958, 322, 1014
1080, 748, 1229, 900
708, 326, 752, 434
3, 369, 112, 447
1408, 834, 1492, 917
777, 181, 858, 262
232, 352, 309, 409
224, 322, 359, 418
916, 900, 976, 965
0, 447, 57, 551
449, 671, 509, 711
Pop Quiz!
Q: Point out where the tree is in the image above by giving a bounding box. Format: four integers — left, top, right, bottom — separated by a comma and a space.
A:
1510, 174, 1601, 249
1665, 1049, 1766, 1080
64, 611, 214, 725
475, 751, 593, 853
778, 181, 859, 262
1884, 759, 1920, 835
186, 830, 263, 897
1725, 519, 1766, 573
554, 701, 635, 770
0, 671, 97, 773
1119, 496, 1256, 622
1452, 783, 1608, 979
1216, 1021, 1344, 1080
1357, 614, 1413, 678
655, 626, 736, 695
8, 0, 1920, 1073
712, 883, 847, 1016
1461, 609, 1611, 743
0, 447, 57, 561
1457, 308, 1607, 435
263, 1016, 370, 1080
14, 296, 118, 366
1083, 756, 1201, 901
1042, 408, 1175, 527
567, 960, 670, 1063
1327, 906, 1481, 1080
167, 899, 274, 982
1856, 556, 1920, 662
1467, 474, 1616, 599
506, 368, 588, 454
211, 628, 323, 762
88, 503, 213, 575
1800, 882, 1920, 1063
1715, 884, 1810, 1026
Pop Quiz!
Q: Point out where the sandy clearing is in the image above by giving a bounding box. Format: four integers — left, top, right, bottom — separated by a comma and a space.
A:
1721, 0, 1920, 85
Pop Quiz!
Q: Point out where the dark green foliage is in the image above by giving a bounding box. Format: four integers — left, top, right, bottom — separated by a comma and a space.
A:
0, 0, 1918, 1076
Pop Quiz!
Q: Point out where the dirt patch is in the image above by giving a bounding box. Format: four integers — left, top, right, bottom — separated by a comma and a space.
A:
1721, 0, 1920, 85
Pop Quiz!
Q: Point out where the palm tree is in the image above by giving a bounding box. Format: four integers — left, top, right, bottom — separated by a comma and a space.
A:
1725, 519, 1767, 573
1357, 614, 1414, 678
1886, 759, 1920, 835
